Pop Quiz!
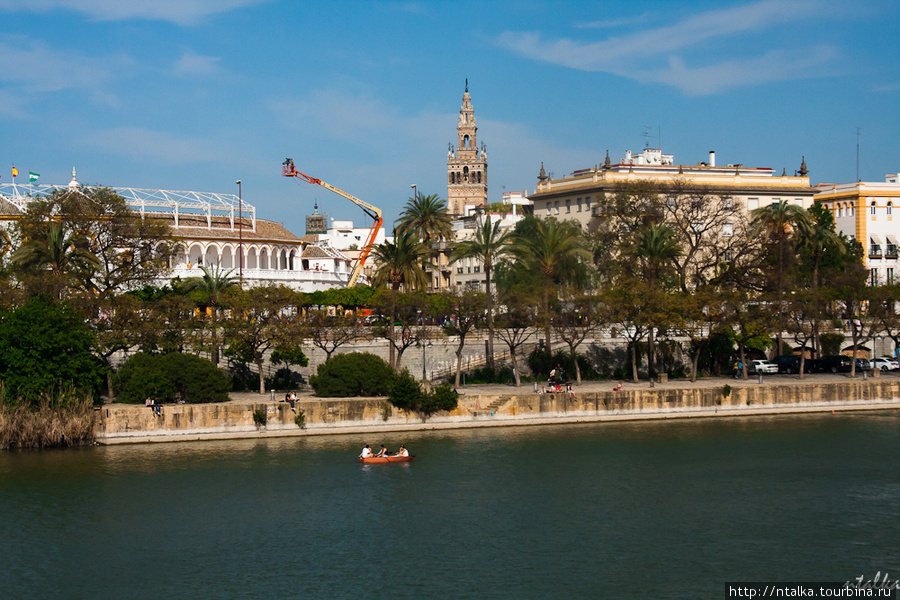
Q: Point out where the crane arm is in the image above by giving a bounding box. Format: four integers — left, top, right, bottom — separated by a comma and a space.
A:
282, 158, 383, 287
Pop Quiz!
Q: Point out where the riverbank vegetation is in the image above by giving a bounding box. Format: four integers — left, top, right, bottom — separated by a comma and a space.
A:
2, 182, 899, 449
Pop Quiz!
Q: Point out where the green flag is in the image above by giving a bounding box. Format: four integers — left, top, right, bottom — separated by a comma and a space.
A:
29, 171, 39, 183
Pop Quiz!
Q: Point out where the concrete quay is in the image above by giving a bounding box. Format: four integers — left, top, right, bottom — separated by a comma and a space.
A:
95, 372, 900, 445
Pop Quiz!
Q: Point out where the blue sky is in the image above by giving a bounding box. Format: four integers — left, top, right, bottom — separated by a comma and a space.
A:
1, 0, 898, 234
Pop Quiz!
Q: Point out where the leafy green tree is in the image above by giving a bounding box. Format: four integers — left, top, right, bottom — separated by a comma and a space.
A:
450, 214, 512, 366
11, 222, 100, 300
494, 290, 538, 387
554, 293, 605, 384
221, 285, 297, 394
430, 288, 484, 388
508, 217, 591, 353
309, 352, 395, 397
629, 224, 683, 379
371, 230, 430, 369
184, 265, 240, 364
14, 186, 171, 301
302, 310, 366, 362
0, 296, 103, 405
751, 202, 812, 353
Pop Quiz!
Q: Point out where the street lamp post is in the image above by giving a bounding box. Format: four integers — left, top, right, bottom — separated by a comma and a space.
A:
236, 180, 243, 287
410, 183, 417, 203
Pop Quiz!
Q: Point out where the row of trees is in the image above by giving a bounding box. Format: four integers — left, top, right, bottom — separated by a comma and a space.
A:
381, 182, 890, 382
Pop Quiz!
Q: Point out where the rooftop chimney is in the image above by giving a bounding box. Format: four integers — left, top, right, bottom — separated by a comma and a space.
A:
709, 151, 716, 167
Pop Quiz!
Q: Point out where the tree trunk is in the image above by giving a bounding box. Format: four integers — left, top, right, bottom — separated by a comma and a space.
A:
257, 356, 266, 394
569, 341, 582, 385
485, 264, 494, 368
647, 327, 656, 379
630, 341, 639, 384
454, 333, 466, 389
510, 349, 521, 387
389, 285, 398, 370
543, 273, 552, 354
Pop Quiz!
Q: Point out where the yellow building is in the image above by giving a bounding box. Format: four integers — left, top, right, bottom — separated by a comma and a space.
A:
815, 174, 900, 286
529, 149, 816, 230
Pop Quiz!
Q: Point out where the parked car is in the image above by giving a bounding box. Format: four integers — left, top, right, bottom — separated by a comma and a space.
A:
749, 359, 779, 374
773, 355, 801, 374
855, 358, 872, 372
873, 357, 899, 371
815, 355, 852, 373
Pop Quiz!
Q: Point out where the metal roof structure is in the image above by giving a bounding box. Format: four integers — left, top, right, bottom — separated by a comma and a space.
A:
0, 181, 257, 232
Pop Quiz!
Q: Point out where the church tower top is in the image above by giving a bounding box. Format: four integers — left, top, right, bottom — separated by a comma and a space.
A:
447, 82, 487, 216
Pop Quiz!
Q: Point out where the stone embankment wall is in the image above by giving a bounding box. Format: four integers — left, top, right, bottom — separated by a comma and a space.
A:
95, 379, 900, 444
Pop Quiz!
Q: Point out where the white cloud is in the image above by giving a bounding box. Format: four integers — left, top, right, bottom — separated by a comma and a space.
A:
0, 36, 117, 93
0, 0, 268, 26
496, 0, 837, 95
173, 51, 223, 78
84, 127, 225, 164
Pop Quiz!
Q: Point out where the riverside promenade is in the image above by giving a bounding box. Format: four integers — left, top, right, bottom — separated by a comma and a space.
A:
95, 371, 900, 444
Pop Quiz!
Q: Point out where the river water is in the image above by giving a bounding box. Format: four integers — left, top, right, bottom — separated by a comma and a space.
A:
2, 412, 899, 599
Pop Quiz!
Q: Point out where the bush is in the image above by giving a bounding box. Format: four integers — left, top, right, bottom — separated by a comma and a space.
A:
387, 369, 422, 412
467, 365, 515, 384
0, 297, 104, 406
114, 352, 230, 404
388, 371, 458, 422
309, 352, 395, 397
527, 348, 597, 381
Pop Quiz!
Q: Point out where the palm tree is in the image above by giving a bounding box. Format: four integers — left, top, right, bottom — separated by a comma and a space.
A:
629, 224, 682, 379
751, 202, 812, 355
397, 192, 453, 290
450, 215, 512, 366
397, 192, 453, 243
184, 265, 239, 363
11, 222, 100, 299
509, 218, 591, 353
794, 215, 845, 357
371, 229, 430, 370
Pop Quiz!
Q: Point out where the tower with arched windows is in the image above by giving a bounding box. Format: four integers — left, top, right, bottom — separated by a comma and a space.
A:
447, 82, 487, 216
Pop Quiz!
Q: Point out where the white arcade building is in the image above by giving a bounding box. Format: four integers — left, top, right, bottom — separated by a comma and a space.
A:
0, 171, 357, 292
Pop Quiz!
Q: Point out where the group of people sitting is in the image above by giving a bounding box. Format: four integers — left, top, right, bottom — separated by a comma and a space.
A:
359, 444, 409, 459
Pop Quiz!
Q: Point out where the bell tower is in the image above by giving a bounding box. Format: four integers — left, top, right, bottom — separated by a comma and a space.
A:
447, 81, 487, 216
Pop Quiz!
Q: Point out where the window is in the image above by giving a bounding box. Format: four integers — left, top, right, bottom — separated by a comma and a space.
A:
747, 198, 759, 210
554, 201, 560, 215
872, 201, 877, 215
474, 266, 480, 273
565, 199, 571, 213
889, 268, 895, 285
723, 197, 734, 209
585, 196, 591, 209
888, 202, 893, 216
666, 196, 677, 209
457, 267, 463, 274
870, 268, 879, 286
722, 223, 734, 237
577, 198, 582, 212
838, 206, 843, 217
691, 222, 703, 234
546, 202, 552, 215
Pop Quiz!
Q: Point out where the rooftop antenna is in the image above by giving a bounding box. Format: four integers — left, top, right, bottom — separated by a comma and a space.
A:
856, 127, 861, 181
642, 126, 652, 149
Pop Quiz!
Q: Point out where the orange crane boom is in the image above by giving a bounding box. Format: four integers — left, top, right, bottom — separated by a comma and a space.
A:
282, 158, 382, 287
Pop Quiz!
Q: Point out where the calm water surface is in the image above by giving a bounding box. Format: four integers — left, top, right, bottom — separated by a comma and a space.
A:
2, 412, 899, 599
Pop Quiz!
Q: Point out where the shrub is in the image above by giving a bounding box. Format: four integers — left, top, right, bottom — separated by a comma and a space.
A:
0, 297, 104, 406
114, 352, 230, 404
388, 371, 458, 422
309, 352, 395, 397
387, 369, 422, 412
467, 365, 515, 384
252, 409, 267, 427
294, 410, 306, 429
527, 348, 597, 381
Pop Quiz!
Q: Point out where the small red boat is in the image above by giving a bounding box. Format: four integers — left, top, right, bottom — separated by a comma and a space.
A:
358, 455, 415, 464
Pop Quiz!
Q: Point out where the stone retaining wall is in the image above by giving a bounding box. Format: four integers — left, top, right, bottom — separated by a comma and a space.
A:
95, 380, 900, 444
